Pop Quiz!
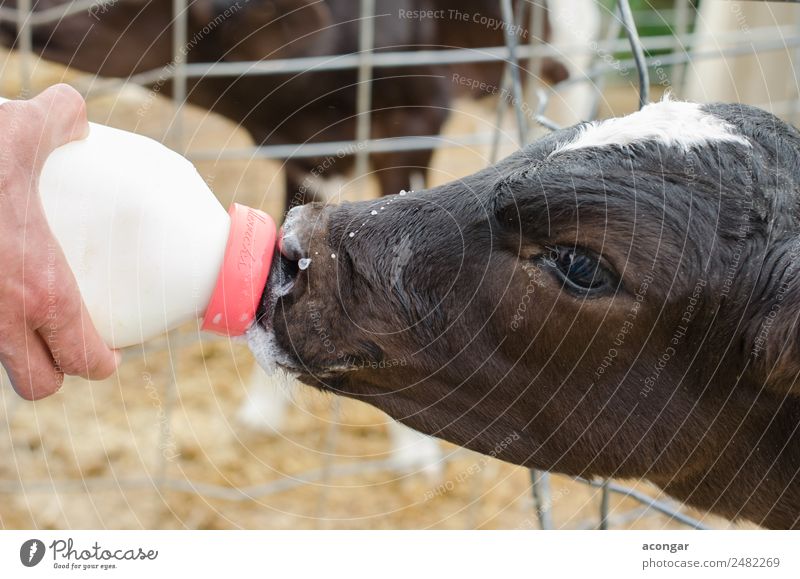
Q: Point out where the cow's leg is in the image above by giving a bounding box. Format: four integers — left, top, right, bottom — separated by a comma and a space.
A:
368, 95, 448, 196
284, 161, 312, 210
284, 159, 350, 211
371, 148, 435, 197
386, 421, 444, 480
236, 364, 293, 434
238, 363, 444, 478
365, 108, 445, 477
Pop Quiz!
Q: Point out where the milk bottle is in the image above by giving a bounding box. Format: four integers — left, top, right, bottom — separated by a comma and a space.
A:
26, 108, 276, 348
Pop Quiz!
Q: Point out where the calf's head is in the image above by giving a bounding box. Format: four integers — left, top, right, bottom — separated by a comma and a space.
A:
249, 99, 800, 528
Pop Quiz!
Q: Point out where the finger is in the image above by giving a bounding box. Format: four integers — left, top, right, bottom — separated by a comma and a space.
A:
0, 84, 88, 174
1, 326, 63, 400
29, 83, 89, 145
36, 291, 119, 381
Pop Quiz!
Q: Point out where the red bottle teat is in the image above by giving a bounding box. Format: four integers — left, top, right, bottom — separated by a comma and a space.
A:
201, 203, 277, 336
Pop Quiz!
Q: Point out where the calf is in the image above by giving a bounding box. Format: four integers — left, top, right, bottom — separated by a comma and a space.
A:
253, 97, 800, 529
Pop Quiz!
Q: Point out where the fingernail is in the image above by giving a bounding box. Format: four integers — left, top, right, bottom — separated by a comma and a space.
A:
114, 351, 123, 367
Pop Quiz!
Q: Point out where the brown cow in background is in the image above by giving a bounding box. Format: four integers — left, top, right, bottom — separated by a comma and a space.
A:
0, 0, 568, 209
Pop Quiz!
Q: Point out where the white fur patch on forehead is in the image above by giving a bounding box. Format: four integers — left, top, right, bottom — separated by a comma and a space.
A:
551, 97, 750, 156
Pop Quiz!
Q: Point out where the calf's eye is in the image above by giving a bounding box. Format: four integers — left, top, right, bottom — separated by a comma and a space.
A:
541, 245, 617, 295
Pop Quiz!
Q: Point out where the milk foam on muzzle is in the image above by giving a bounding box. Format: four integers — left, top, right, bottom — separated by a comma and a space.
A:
27, 106, 277, 348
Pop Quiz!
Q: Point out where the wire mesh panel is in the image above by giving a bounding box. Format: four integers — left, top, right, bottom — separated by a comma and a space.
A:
0, 0, 794, 530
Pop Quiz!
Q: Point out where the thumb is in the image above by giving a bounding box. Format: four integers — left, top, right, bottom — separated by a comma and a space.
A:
0, 84, 90, 174
29, 83, 90, 149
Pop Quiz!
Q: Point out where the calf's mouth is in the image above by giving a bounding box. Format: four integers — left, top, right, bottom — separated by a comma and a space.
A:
250, 201, 355, 379
249, 252, 304, 374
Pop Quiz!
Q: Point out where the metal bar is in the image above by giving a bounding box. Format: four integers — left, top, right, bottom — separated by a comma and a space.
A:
0, 472, 712, 528
354, 0, 376, 196
491, 0, 528, 161
489, 67, 511, 164
16, 0, 31, 97
500, 0, 550, 529
599, 480, 611, 530
500, 0, 527, 144
468, 2, 528, 528
313, 397, 342, 528
53, 24, 793, 112
530, 469, 553, 530
618, 0, 650, 108
121, 25, 799, 83
0, 457, 411, 500
0, 4, 688, 29
594, 1, 646, 530
575, 505, 650, 530
0, 5, 793, 78
187, 132, 506, 161
146, 38, 800, 162
533, 88, 561, 131
576, 477, 711, 530
671, 0, 692, 93
524, 0, 546, 118
593, 0, 650, 531
554, 34, 800, 92
151, 329, 179, 527
170, 0, 188, 151
588, 2, 624, 121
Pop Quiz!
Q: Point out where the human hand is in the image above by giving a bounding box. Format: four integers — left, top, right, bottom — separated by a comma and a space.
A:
0, 84, 120, 400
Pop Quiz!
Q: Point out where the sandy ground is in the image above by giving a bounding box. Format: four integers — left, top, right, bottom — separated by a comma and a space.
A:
0, 50, 752, 530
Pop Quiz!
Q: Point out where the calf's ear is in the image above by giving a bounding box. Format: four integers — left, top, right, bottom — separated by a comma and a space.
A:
747, 239, 800, 397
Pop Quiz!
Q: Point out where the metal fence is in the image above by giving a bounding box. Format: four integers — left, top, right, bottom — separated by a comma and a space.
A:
1, 0, 793, 529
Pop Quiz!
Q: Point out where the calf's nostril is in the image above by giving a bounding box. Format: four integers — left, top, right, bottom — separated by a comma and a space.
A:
279, 205, 311, 261
279, 227, 305, 261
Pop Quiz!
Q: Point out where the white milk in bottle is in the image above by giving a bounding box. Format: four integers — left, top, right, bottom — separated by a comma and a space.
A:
23, 104, 277, 348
